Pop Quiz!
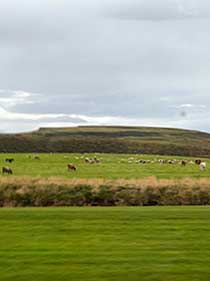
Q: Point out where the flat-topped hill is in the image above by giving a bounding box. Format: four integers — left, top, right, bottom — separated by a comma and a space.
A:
0, 126, 210, 156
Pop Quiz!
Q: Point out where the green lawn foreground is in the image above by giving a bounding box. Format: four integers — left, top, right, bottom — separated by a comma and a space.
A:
0, 207, 210, 281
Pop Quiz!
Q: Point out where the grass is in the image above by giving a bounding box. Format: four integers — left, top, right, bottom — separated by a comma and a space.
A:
0, 207, 210, 280
0, 153, 209, 179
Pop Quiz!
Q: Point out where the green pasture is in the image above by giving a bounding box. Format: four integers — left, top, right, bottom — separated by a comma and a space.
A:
0, 207, 210, 281
0, 153, 209, 179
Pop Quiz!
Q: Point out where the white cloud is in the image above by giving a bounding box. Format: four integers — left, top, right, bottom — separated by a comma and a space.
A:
175, 0, 198, 17
0, 105, 209, 133
0, 106, 80, 121
0, 89, 39, 109
173, 104, 206, 109
179, 104, 194, 108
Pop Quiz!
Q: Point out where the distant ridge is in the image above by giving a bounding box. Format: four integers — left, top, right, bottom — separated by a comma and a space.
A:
0, 126, 210, 156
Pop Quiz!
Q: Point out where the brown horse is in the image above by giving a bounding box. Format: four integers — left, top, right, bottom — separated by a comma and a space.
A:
67, 164, 77, 171
2, 167, 13, 175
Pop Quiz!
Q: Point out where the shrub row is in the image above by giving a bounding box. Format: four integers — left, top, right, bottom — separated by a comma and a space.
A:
0, 177, 210, 206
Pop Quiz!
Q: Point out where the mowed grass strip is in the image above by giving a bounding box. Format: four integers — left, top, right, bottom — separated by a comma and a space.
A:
0, 153, 209, 179
0, 207, 210, 281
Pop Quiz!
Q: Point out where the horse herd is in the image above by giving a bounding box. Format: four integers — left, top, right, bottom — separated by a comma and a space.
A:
1, 155, 208, 175
1, 155, 102, 174
2, 156, 40, 175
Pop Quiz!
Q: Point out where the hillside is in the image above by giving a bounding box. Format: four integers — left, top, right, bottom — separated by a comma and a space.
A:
0, 126, 210, 156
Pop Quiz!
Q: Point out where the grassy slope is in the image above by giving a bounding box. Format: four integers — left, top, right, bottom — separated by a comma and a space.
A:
33, 126, 210, 149
0, 207, 210, 281
0, 153, 209, 179
32, 126, 210, 145
1, 126, 210, 156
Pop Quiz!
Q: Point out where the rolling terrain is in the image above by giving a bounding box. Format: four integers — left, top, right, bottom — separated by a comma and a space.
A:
0, 126, 210, 156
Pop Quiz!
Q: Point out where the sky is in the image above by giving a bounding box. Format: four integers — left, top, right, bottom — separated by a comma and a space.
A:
0, 0, 210, 133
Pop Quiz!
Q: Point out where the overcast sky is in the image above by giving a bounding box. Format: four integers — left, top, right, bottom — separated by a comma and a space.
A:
0, 0, 210, 133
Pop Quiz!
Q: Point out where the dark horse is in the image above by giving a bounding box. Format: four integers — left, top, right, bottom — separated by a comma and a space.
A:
5, 158, 14, 163
2, 167, 13, 175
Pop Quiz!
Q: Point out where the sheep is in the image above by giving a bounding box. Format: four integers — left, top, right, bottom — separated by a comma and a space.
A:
199, 162, 206, 171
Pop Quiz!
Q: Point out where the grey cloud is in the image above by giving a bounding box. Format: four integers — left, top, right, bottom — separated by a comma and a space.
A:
0, 0, 210, 132
104, 0, 210, 21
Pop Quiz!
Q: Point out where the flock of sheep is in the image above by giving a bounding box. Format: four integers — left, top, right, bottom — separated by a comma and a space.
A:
119, 157, 207, 171
67, 155, 207, 172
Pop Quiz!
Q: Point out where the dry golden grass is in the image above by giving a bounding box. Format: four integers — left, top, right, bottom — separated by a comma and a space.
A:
0, 176, 210, 207
1, 176, 210, 188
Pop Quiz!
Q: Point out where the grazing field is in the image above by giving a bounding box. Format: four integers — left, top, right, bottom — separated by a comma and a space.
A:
0, 153, 209, 179
1, 207, 210, 281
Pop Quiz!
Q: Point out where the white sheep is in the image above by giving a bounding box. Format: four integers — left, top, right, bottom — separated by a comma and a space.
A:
199, 162, 206, 171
